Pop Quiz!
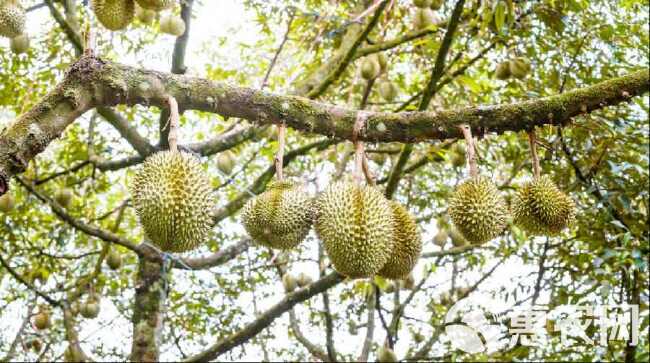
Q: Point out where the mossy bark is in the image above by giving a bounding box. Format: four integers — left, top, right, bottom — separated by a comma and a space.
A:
0, 54, 648, 195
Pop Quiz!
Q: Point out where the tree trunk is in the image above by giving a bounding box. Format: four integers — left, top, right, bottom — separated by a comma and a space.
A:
130, 246, 167, 362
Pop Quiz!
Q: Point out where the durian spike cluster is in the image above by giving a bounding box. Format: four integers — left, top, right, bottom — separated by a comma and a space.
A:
90, 0, 185, 34
1, 0, 30, 55
241, 180, 314, 250
131, 150, 215, 253
314, 181, 422, 279
448, 176, 510, 244
495, 57, 531, 80
314, 181, 395, 278
412, 0, 443, 30
513, 175, 576, 235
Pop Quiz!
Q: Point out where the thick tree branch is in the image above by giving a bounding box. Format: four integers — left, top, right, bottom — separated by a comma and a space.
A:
184, 272, 345, 362
0, 55, 647, 193
176, 239, 252, 270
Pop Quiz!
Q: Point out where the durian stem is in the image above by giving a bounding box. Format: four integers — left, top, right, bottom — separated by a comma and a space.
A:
459, 125, 478, 178
352, 113, 368, 184
528, 130, 541, 179
354, 141, 365, 184
275, 122, 286, 181
362, 153, 376, 186
166, 96, 180, 152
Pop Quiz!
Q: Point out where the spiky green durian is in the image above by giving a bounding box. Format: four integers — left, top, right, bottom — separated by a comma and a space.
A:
159, 13, 185, 36
378, 201, 422, 279
413, 8, 435, 30
131, 151, 215, 253
10, 32, 29, 54
91, 0, 134, 31
378, 81, 398, 102
377, 346, 399, 362
513, 175, 576, 235
360, 56, 381, 80
135, 0, 173, 11
241, 180, 313, 250
448, 176, 509, 244
0, 193, 15, 212
314, 181, 394, 278
0, 0, 25, 38
135, 5, 156, 25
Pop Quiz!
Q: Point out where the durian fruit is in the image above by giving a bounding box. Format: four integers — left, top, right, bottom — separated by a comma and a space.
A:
0, 0, 25, 38
378, 201, 422, 280
54, 188, 73, 208
412, 0, 432, 8
241, 181, 313, 250
135, 5, 156, 25
360, 56, 381, 80
509, 57, 531, 79
106, 250, 122, 270
33, 311, 50, 330
131, 151, 215, 253
80, 299, 100, 319
512, 175, 576, 235
448, 176, 509, 244
430, 0, 443, 10
377, 346, 398, 362
282, 273, 297, 292
495, 61, 511, 80
91, 0, 134, 31
135, 0, 173, 11
64, 344, 85, 362
378, 81, 398, 102
159, 14, 186, 36
413, 8, 435, 30
25, 338, 42, 352
314, 181, 394, 278
0, 193, 15, 212
217, 150, 235, 175
433, 229, 448, 247
296, 272, 313, 287
10, 32, 28, 54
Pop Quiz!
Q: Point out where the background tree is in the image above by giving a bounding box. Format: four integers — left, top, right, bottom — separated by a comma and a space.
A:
0, 0, 648, 362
